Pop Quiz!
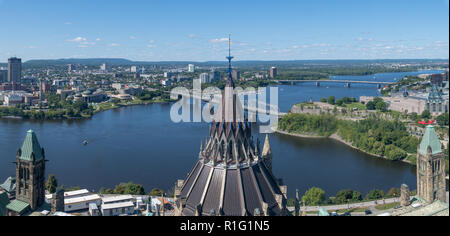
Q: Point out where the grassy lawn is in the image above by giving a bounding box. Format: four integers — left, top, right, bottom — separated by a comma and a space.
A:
335, 207, 369, 214
375, 202, 400, 211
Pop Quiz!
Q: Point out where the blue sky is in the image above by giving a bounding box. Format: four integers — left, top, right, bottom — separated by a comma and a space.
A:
0, 0, 448, 62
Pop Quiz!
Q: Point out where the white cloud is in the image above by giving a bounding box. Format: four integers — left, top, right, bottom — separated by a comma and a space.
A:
68, 37, 87, 42
147, 44, 157, 48
96, 38, 101, 41
129, 36, 136, 40
108, 43, 120, 47
209, 38, 228, 43
188, 34, 196, 38
65, 22, 72, 25
149, 40, 155, 44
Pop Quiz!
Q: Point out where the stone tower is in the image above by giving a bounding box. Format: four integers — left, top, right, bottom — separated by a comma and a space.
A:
51, 189, 65, 213
416, 125, 446, 203
15, 130, 46, 211
400, 184, 410, 207
262, 134, 273, 173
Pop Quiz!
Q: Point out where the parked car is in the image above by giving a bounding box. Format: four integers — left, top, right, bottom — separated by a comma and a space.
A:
365, 210, 372, 215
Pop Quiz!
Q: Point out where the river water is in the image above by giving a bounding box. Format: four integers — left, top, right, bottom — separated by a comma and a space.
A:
0, 70, 443, 197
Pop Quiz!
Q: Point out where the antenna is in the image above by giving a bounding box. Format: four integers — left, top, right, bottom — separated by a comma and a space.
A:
226, 34, 234, 79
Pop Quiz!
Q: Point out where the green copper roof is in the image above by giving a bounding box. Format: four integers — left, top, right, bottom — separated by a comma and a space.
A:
0, 192, 10, 216
419, 125, 442, 155
0, 177, 16, 193
6, 199, 29, 214
20, 130, 44, 161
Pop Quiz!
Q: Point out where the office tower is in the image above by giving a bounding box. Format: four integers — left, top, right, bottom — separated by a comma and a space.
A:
8, 57, 22, 84
188, 64, 195, 73
270, 67, 277, 79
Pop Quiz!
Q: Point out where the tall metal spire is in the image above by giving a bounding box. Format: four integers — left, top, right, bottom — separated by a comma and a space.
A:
226, 34, 234, 86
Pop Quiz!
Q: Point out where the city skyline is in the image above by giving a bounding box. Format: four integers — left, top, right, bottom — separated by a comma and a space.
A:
0, 0, 449, 62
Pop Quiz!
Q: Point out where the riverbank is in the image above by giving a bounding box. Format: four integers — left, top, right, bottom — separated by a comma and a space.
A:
276, 129, 413, 165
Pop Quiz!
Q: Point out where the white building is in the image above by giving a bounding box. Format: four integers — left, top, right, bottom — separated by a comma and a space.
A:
101, 201, 135, 216
188, 64, 195, 73
200, 73, 211, 83
4, 93, 23, 106
101, 195, 134, 205
131, 66, 137, 73
64, 194, 102, 212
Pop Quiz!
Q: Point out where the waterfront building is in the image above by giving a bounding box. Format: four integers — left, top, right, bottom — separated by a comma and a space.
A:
270, 67, 277, 79
8, 57, 22, 84
101, 201, 135, 216
174, 38, 289, 216
426, 85, 448, 116
188, 64, 195, 73
6, 130, 46, 216
416, 125, 447, 203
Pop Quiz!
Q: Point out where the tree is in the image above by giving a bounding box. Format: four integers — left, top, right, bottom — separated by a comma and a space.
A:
335, 189, 354, 204
436, 113, 449, 126
113, 182, 145, 195
386, 187, 400, 198
302, 187, 326, 206
365, 189, 384, 200
320, 98, 327, 103
327, 96, 336, 105
421, 110, 431, 120
45, 174, 58, 194
149, 188, 164, 196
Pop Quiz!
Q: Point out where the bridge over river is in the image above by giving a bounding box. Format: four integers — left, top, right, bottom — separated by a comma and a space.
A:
276, 79, 395, 88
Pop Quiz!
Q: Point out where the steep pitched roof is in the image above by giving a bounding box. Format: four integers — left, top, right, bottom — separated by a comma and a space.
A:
19, 130, 44, 161
419, 125, 442, 155
0, 177, 16, 193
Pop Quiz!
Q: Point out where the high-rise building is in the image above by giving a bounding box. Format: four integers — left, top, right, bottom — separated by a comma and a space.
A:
231, 70, 240, 81
68, 64, 73, 73
199, 73, 210, 83
209, 70, 221, 82
416, 125, 446, 203
174, 38, 289, 216
0, 69, 7, 83
270, 67, 277, 79
100, 63, 107, 72
131, 66, 137, 73
188, 64, 195, 73
6, 130, 46, 216
8, 57, 22, 84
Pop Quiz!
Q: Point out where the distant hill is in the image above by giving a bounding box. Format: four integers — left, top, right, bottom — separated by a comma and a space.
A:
18, 58, 450, 68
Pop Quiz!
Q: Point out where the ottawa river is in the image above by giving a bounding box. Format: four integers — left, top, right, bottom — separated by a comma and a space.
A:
0, 70, 444, 198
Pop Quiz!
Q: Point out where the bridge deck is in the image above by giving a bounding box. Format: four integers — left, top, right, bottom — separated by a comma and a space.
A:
277, 80, 394, 85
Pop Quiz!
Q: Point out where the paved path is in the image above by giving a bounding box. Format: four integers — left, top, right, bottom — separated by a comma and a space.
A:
287, 197, 401, 212
288, 191, 450, 213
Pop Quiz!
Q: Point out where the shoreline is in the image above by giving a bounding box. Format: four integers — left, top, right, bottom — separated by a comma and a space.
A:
276, 129, 413, 165
0, 99, 173, 121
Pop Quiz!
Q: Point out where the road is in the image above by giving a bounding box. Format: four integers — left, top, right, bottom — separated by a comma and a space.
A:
288, 191, 449, 214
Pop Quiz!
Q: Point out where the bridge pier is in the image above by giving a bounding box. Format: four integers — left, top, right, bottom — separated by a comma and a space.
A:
316, 82, 320, 87
345, 83, 351, 88
377, 84, 382, 89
